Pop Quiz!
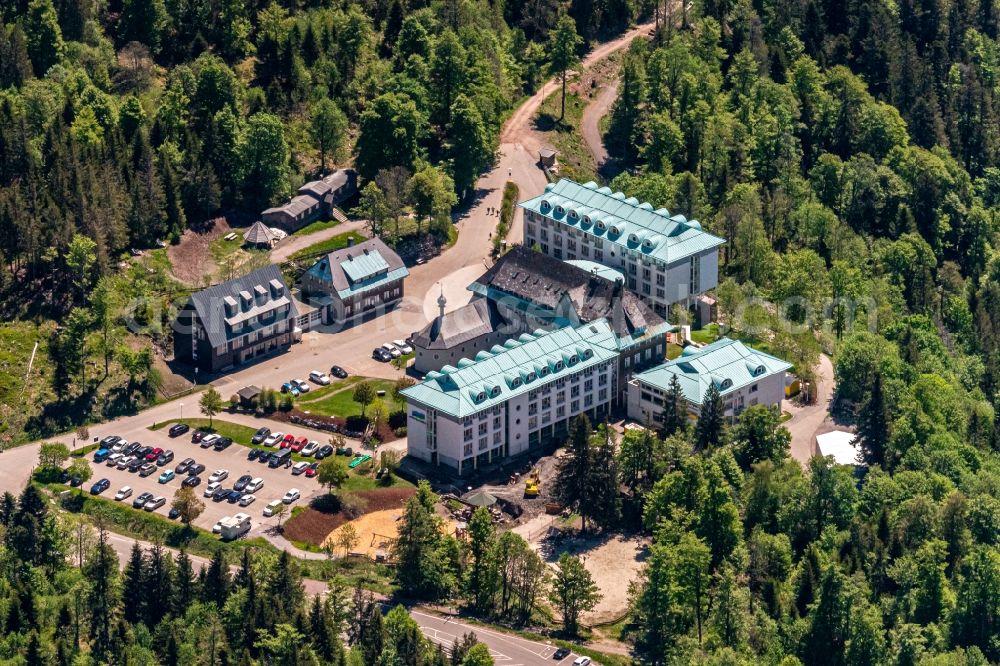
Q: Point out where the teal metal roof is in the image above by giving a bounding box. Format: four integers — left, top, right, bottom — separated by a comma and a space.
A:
402, 320, 620, 418
564, 259, 625, 283
342, 250, 389, 282
632, 338, 791, 405
519, 179, 725, 265
336, 267, 408, 299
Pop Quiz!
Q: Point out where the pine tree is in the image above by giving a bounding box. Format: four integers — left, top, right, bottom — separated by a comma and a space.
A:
853, 371, 890, 467
554, 414, 593, 530
695, 382, 726, 450
547, 14, 582, 122
661, 374, 688, 436
122, 542, 146, 624
202, 551, 230, 606
589, 427, 621, 530
24, 0, 64, 76
24, 631, 43, 666
85, 529, 119, 662
171, 549, 197, 615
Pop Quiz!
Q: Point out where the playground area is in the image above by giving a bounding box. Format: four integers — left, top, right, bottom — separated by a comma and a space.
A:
323, 508, 404, 558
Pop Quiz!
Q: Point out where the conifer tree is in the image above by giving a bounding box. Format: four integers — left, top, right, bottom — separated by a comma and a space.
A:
695, 383, 726, 450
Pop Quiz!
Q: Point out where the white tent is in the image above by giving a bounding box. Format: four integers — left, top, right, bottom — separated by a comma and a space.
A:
815, 430, 864, 466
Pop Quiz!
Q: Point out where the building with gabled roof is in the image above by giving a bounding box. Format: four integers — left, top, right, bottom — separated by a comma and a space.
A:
626, 337, 791, 426
519, 178, 725, 316
261, 169, 357, 231
299, 237, 408, 324
402, 320, 620, 475
172, 265, 298, 373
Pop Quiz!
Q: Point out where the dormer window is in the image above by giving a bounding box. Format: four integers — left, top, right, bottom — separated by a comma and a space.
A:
610, 225, 621, 235
628, 233, 639, 244
541, 199, 551, 210
554, 361, 564, 371
583, 349, 594, 359
596, 221, 606, 230
527, 372, 536, 382
491, 386, 502, 397
512, 378, 522, 388
643, 239, 653, 248
568, 209, 578, 219
568, 355, 578, 366
540, 367, 550, 377
721, 379, 733, 389
477, 392, 486, 402
555, 205, 565, 214
754, 365, 766, 376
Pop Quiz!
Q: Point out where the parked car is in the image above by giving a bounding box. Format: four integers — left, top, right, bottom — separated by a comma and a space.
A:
263, 500, 283, 517
280, 382, 300, 397
175, 457, 195, 474
145, 447, 164, 461
315, 445, 334, 459
132, 492, 154, 509
90, 478, 111, 495
139, 463, 157, 477
282, 489, 300, 504
158, 469, 175, 483
144, 496, 166, 512
182, 475, 201, 488
123, 441, 142, 456
372, 347, 392, 362
280, 434, 295, 449
245, 477, 264, 493
127, 458, 145, 473
292, 379, 310, 393
239, 494, 256, 507
156, 450, 174, 466
572, 658, 591, 666
291, 461, 310, 475
212, 519, 224, 534
99, 435, 123, 448
168, 507, 181, 520
309, 370, 331, 386
552, 648, 570, 661
111, 440, 128, 454
200, 434, 220, 449
380, 342, 402, 358
168, 423, 190, 437
93, 448, 111, 463
301, 440, 320, 457
208, 469, 229, 483
114, 486, 132, 501
191, 429, 208, 443
290, 436, 308, 452
304, 462, 319, 478
257, 452, 272, 465
116, 455, 135, 470
251, 427, 271, 444
212, 486, 230, 502
248, 448, 262, 461
213, 437, 233, 451
203, 481, 221, 497
135, 445, 153, 459
392, 339, 413, 354
105, 452, 122, 466
263, 431, 283, 447
187, 463, 205, 476
233, 474, 253, 492
330, 365, 348, 379
226, 490, 244, 503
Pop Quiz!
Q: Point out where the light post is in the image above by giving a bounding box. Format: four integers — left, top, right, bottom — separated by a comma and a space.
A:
180, 403, 184, 420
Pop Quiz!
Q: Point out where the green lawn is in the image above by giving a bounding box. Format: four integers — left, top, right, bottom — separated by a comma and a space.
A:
294, 219, 340, 236
690, 323, 721, 345
536, 90, 598, 184
297, 379, 399, 418
667, 342, 684, 360
289, 231, 366, 262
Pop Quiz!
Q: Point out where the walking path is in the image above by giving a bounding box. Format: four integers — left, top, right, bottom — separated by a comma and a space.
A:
785, 354, 835, 465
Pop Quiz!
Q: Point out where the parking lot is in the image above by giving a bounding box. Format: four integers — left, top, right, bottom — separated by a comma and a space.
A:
84, 426, 328, 535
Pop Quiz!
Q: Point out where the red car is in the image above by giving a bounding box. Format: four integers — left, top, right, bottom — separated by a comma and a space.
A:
304, 463, 319, 478
290, 436, 308, 452
279, 434, 295, 449
145, 447, 164, 461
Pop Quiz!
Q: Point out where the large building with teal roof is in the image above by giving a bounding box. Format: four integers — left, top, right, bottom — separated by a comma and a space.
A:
402, 320, 620, 475
626, 337, 792, 424
299, 237, 408, 325
519, 179, 725, 316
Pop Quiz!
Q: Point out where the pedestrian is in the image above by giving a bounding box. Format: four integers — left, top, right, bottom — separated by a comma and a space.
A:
508, 168, 512, 177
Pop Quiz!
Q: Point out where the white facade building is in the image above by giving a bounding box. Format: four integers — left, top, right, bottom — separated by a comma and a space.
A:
519, 179, 725, 317
402, 321, 620, 475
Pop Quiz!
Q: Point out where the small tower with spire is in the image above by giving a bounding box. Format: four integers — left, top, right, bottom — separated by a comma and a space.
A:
437, 284, 447, 320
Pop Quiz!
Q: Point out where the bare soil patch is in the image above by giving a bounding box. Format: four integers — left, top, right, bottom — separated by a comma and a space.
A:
282, 486, 415, 546
167, 217, 230, 286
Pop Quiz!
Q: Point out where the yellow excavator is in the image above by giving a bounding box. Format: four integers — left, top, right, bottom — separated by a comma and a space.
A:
523, 470, 541, 498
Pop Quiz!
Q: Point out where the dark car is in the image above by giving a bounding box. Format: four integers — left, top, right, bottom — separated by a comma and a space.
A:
187, 463, 206, 476
226, 490, 244, 503
191, 429, 207, 443
168, 423, 190, 437
182, 475, 201, 488
251, 427, 271, 444
90, 478, 111, 495
257, 452, 272, 464
248, 448, 262, 461
123, 441, 142, 456
156, 450, 174, 466
135, 446, 153, 460
126, 458, 144, 473
315, 445, 334, 459
372, 348, 392, 362
167, 507, 181, 520
552, 648, 570, 661
175, 457, 195, 474
213, 437, 233, 451
233, 474, 253, 491
330, 365, 348, 379
99, 435, 122, 448
132, 491, 154, 509
211, 486, 230, 501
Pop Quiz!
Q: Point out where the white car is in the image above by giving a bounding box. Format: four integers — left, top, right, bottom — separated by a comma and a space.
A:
292, 379, 310, 393
263, 432, 283, 447
282, 489, 300, 504
203, 481, 221, 497
106, 452, 122, 466
245, 477, 264, 493
114, 486, 132, 501
200, 433, 220, 446
309, 370, 331, 386
212, 518, 226, 534
239, 494, 256, 507
208, 469, 229, 484
380, 342, 402, 358
111, 441, 127, 454
263, 499, 283, 516
301, 441, 320, 457
572, 658, 591, 666
116, 455, 135, 470
291, 461, 310, 475
392, 339, 413, 354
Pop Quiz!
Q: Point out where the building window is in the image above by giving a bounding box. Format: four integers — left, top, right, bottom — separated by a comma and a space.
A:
584, 395, 593, 407
571, 399, 579, 412
478, 422, 488, 435
556, 405, 565, 418
542, 397, 551, 410
479, 437, 488, 451
656, 288, 665, 299
571, 385, 580, 398
464, 428, 473, 441
599, 374, 608, 386
643, 268, 651, 280
463, 443, 473, 457
584, 379, 593, 391
529, 416, 538, 429
750, 384, 758, 393
599, 389, 607, 401
528, 403, 538, 415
